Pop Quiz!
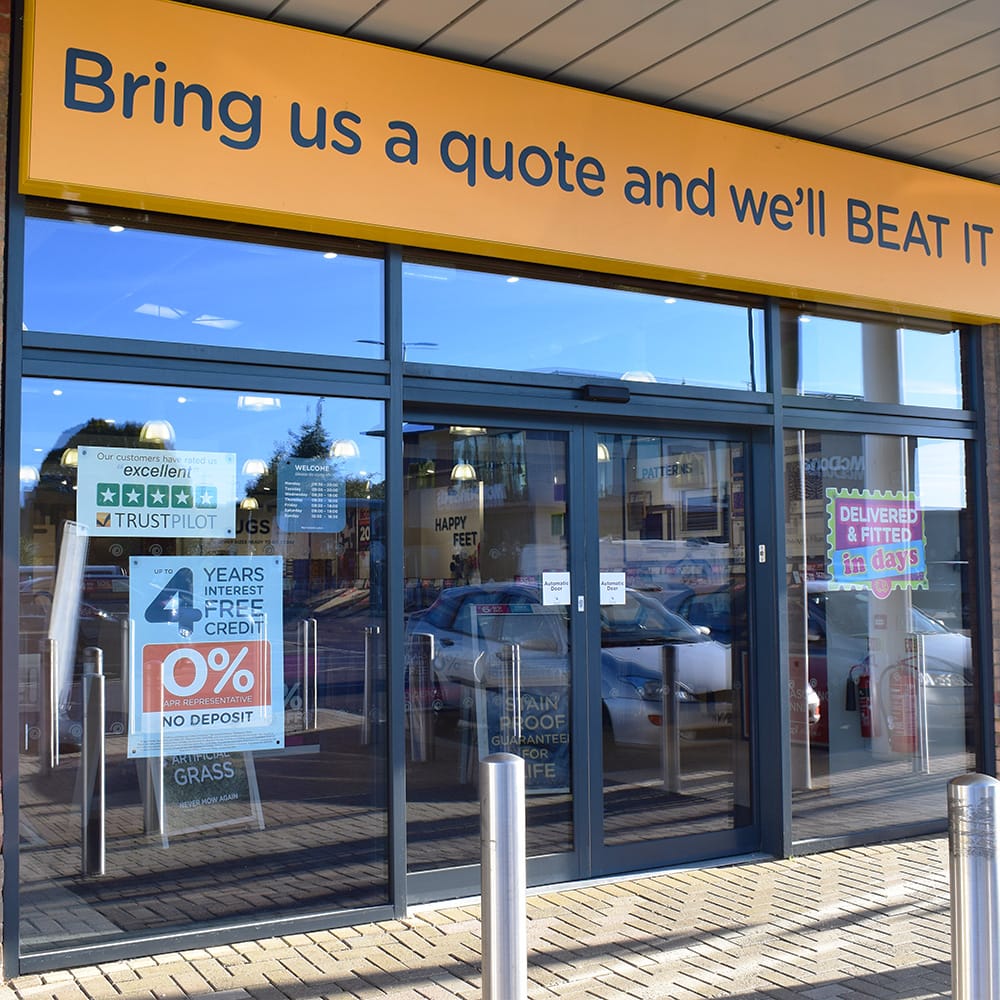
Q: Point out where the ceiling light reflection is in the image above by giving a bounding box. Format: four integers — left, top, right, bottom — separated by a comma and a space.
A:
135, 303, 187, 319
139, 420, 175, 446
451, 462, 478, 482
242, 458, 269, 476
238, 395, 281, 411
193, 314, 242, 330
330, 439, 360, 459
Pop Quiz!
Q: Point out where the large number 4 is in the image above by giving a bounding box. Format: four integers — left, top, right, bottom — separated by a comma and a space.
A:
144, 567, 203, 637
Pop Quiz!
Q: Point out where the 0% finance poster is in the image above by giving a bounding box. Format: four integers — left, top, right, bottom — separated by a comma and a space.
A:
128, 556, 284, 758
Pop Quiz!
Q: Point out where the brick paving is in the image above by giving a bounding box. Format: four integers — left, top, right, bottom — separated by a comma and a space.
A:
2, 836, 953, 999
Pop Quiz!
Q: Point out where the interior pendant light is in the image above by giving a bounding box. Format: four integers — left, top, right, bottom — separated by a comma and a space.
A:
139, 419, 176, 446
450, 462, 478, 482
330, 438, 361, 459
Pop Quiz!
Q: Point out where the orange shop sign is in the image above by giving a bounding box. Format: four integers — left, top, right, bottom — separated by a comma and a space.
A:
19, 0, 1000, 321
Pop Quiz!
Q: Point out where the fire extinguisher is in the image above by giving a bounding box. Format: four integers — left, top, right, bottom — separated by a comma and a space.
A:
857, 665, 873, 739
858, 660, 872, 740
847, 659, 874, 739
887, 661, 917, 754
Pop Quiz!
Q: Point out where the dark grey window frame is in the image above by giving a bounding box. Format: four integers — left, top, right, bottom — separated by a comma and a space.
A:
3, 193, 991, 973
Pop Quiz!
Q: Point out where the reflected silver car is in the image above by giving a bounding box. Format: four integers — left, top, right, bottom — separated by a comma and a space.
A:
405, 583, 734, 746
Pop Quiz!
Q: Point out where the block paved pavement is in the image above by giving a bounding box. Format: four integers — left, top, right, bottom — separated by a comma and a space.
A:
2, 836, 953, 999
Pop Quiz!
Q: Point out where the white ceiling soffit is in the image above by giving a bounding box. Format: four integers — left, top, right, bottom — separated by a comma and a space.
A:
184, 0, 1000, 183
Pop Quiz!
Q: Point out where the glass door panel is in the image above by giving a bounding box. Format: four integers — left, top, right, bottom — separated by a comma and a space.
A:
402, 421, 758, 885
403, 425, 572, 872
594, 433, 753, 852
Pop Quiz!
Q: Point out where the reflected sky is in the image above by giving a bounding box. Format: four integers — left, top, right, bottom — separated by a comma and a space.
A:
23, 217, 384, 357
791, 315, 963, 408
20, 379, 385, 493
22, 216, 964, 408
402, 262, 766, 390
23, 215, 766, 390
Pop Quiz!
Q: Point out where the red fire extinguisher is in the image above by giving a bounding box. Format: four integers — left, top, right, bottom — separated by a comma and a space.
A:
887, 661, 917, 754
857, 665, 873, 739
847, 659, 875, 738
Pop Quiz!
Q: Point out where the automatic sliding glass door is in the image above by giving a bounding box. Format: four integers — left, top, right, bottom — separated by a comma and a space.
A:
401, 418, 760, 891
589, 430, 757, 871
402, 423, 574, 887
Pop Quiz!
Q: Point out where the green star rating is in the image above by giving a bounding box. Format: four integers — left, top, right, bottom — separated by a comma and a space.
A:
96, 483, 121, 506
122, 485, 145, 507
96, 482, 218, 509
171, 485, 193, 508
78, 448, 236, 540
195, 486, 218, 509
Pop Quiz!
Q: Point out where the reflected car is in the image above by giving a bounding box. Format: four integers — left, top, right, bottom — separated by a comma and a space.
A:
669, 583, 821, 732
672, 577, 978, 744
404, 583, 735, 746
800, 582, 973, 746
19, 567, 131, 751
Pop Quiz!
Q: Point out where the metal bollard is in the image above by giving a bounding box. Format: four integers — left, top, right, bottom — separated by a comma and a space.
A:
407, 633, 434, 762
480, 753, 527, 1000
81, 647, 106, 876
948, 773, 1000, 1000
499, 644, 523, 746
41, 637, 59, 769
296, 617, 318, 731
908, 632, 931, 775
661, 645, 680, 793
362, 624, 383, 745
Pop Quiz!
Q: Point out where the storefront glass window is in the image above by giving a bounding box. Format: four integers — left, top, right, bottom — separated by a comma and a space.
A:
780, 306, 964, 408
784, 429, 976, 842
402, 260, 766, 391
23, 216, 384, 358
17, 377, 388, 953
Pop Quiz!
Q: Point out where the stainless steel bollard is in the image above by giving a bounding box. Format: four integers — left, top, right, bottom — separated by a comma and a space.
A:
407, 632, 434, 762
661, 645, 680, 793
948, 773, 1000, 1000
41, 637, 58, 769
296, 617, 318, 731
81, 646, 106, 876
499, 644, 523, 746
480, 753, 527, 1000
908, 632, 931, 775
362, 624, 383, 745
305, 616, 318, 729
